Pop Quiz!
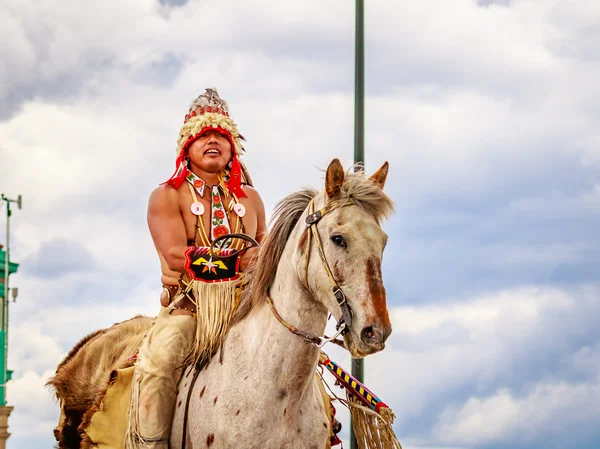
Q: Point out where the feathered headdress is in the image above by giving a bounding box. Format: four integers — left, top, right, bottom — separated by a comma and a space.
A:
163, 88, 248, 198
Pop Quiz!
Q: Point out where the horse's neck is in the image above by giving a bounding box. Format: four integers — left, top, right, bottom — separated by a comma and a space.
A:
240, 236, 328, 406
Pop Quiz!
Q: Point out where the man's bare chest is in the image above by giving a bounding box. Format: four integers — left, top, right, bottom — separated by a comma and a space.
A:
177, 187, 256, 244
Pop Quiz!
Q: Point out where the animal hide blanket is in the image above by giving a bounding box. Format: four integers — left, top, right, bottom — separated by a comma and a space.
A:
82, 366, 135, 449
48, 316, 154, 449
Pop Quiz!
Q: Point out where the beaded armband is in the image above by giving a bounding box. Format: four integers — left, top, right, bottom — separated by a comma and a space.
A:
183, 246, 240, 283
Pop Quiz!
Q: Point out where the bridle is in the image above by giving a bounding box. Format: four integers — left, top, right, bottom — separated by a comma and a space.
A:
207, 197, 356, 347
266, 196, 355, 347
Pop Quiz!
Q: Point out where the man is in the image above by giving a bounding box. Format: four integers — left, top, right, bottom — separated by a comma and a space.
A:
126, 88, 266, 449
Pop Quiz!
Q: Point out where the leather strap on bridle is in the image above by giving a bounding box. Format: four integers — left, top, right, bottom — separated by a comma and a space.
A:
266, 295, 322, 344
265, 196, 354, 350
304, 198, 354, 333
265, 295, 346, 348
181, 364, 201, 449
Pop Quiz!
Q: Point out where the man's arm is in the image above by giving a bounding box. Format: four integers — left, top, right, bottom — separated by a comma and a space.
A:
251, 187, 267, 244
147, 185, 188, 273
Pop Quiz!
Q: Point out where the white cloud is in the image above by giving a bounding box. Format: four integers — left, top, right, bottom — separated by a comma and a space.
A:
1, 0, 600, 448
3, 283, 599, 448
389, 287, 574, 337
433, 377, 600, 445
565, 343, 600, 376
360, 285, 600, 430
8, 322, 64, 374
6, 369, 59, 437
367, 0, 559, 90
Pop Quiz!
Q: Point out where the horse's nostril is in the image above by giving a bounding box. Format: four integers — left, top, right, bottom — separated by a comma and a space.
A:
361, 326, 383, 345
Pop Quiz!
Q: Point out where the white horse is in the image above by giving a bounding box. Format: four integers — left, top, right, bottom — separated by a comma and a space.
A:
170, 158, 394, 449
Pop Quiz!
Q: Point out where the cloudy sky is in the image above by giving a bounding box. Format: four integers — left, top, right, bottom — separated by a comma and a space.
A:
1, 0, 599, 448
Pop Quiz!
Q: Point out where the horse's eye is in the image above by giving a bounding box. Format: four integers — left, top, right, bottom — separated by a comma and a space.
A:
331, 235, 347, 248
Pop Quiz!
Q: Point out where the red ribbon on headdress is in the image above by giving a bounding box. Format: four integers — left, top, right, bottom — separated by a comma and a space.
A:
163, 150, 188, 189
163, 126, 248, 199
228, 152, 247, 198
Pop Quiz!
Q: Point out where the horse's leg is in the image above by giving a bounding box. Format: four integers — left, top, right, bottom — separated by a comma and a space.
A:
125, 307, 196, 449
169, 365, 196, 449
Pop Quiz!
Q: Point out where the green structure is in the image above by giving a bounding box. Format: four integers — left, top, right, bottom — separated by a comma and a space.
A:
0, 193, 21, 448
0, 245, 16, 447
0, 245, 18, 405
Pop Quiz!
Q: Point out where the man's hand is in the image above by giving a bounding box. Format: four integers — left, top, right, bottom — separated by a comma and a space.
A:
239, 247, 259, 272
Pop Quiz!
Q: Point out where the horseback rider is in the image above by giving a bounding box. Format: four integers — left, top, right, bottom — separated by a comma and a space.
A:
126, 88, 266, 448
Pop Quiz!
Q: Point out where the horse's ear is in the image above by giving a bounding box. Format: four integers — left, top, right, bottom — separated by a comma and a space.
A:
369, 161, 389, 189
325, 158, 345, 198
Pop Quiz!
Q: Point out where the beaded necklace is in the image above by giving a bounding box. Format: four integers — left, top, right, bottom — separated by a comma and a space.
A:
186, 171, 245, 251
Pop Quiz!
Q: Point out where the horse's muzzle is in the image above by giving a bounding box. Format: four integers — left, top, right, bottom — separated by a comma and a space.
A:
360, 324, 391, 352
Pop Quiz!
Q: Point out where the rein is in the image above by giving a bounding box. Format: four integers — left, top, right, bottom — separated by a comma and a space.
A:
265, 296, 346, 348
266, 196, 354, 348
209, 233, 260, 259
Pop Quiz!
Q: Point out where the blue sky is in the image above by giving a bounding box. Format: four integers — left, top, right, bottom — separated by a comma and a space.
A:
1, 0, 599, 448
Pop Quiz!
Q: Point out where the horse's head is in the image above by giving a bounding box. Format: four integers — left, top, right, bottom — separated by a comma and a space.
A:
300, 158, 394, 358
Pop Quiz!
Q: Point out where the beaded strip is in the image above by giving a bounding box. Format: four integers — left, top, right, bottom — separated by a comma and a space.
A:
186, 181, 245, 251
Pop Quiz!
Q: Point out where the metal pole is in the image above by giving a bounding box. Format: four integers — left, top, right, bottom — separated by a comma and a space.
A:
351, 1, 364, 448
4, 204, 9, 329
2, 201, 9, 405
354, 0, 365, 168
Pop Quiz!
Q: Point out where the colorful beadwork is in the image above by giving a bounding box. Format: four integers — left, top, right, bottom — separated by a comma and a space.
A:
320, 357, 388, 413
210, 185, 232, 247
186, 171, 206, 197
185, 173, 243, 250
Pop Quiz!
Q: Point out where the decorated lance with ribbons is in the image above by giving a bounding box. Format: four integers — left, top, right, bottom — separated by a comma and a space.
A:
320, 356, 388, 413
319, 353, 403, 449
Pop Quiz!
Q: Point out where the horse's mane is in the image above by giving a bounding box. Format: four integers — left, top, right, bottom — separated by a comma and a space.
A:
232, 168, 394, 325
232, 187, 318, 325
341, 169, 394, 224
